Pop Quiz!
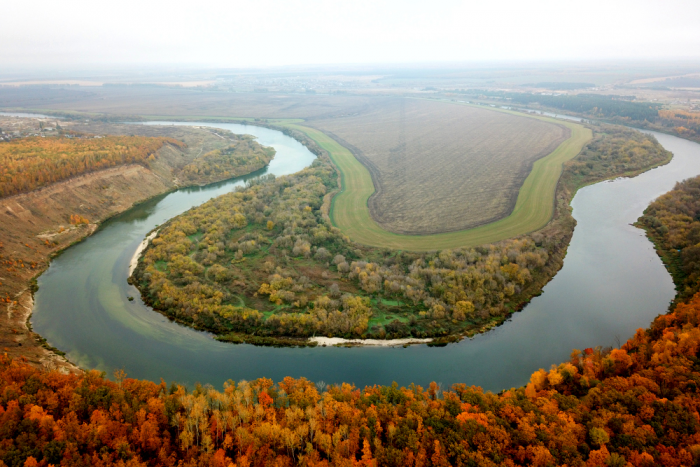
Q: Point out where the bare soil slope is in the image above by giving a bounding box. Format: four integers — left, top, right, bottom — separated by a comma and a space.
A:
0, 122, 268, 371
0, 164, 172, 372
312, 99, 570, 235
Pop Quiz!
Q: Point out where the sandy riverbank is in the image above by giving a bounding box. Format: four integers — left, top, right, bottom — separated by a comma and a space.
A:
309, 336, 432, 347
129, 231, 158, 277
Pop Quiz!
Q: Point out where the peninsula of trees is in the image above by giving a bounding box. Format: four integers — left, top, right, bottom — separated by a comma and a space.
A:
132, 124, 671, 345
176, 135, 274, 187
639, 174, 700, 304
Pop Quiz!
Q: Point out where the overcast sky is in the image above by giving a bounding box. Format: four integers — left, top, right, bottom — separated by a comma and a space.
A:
2, 0, 699, 70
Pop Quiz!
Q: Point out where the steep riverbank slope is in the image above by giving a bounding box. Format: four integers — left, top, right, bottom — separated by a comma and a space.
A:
0, 122, 274, 372
1, 164, 175, 373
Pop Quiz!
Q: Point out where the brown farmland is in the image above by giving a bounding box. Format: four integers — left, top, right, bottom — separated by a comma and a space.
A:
0, 86, 375, 120
311, 99, 571, 235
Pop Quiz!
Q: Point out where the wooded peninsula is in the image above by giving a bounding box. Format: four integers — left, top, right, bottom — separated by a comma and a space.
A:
132, 123, 671, 346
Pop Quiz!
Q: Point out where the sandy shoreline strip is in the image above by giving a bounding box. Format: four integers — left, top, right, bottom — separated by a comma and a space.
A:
308, 336, 432, 347
129, 231, 158, 277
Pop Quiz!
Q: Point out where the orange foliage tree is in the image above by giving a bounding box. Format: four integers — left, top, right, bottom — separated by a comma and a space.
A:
4, 290, 700, 466
0, 135, 185, 197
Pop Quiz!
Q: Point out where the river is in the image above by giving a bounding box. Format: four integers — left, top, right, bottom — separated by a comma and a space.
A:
31, 123, 699, 392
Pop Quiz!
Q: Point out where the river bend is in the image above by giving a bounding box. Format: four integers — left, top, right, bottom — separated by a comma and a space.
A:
32, 124, 698, 392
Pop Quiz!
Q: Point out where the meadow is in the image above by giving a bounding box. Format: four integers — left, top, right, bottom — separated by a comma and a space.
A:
309, 99, 571, 235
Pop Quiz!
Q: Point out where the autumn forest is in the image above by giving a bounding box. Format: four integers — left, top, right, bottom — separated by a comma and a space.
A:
0, 136, 184, 198
1, 82, 699, 467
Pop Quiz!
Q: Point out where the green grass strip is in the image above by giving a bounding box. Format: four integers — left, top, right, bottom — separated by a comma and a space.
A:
284, 108, 591, 251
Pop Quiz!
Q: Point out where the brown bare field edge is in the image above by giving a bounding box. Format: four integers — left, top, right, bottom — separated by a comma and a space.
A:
307, 98, 572, 235
284, 104, 592, 251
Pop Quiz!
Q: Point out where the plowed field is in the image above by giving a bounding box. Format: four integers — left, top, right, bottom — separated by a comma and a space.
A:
310, 98, 571, 235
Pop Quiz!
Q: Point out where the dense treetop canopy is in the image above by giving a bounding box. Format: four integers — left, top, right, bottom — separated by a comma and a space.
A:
0, 135, 184, 197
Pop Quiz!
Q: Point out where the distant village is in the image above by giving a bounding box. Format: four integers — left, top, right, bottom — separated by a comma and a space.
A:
0, 115, 61, 142
0, 115, 102, 142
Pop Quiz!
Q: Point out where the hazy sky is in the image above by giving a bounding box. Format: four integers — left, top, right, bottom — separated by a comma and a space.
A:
2, 0, 700, 69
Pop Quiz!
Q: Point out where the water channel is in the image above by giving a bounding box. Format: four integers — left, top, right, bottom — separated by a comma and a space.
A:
31, 122, 700, 392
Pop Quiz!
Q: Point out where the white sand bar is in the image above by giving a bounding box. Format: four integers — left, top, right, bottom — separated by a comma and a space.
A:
129, 231, 158, 277
309, 337, 432, 347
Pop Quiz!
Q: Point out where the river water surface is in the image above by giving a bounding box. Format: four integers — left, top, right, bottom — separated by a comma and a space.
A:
32, 124, 700, 392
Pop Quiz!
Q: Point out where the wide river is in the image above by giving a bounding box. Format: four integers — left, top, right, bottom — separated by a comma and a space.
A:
31, 122, 700, 392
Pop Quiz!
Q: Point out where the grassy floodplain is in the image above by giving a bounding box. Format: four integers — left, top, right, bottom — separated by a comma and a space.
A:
284, 106, 592, 251
307, 98, 571, 235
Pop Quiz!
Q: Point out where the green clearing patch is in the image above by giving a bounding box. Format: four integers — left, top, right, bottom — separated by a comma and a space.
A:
368, 312, 409, 326
187, 231, 204, 242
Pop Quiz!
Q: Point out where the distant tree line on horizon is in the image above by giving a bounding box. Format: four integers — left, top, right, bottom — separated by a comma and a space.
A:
458, 90, 661, 122
523, 82, 596, 90
451, 89, 700, 145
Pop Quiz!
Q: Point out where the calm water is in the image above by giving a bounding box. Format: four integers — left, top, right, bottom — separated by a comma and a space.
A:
0, 111, 57, 119
32, 125, 699, 392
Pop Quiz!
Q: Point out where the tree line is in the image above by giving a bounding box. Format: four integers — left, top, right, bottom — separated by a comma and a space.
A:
0, 135, 185, 198
656, 109, 700, 142
3, 286, 700, 466
560, 125, 672, 189
177, 135, 274, 186
453, 89, 700, 145
456, 91, 661, 122
639, 174, 700, 304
